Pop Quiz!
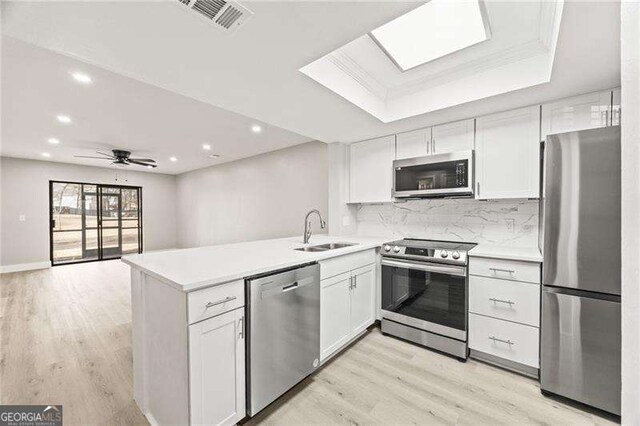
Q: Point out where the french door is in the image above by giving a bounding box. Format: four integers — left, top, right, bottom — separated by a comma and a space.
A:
50, 181, 142, 265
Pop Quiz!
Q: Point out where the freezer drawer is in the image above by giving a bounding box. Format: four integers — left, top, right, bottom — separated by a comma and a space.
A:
541, 287, 620, 415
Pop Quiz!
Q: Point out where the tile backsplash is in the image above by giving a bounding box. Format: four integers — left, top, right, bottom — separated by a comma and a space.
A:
356, 199, 539, 247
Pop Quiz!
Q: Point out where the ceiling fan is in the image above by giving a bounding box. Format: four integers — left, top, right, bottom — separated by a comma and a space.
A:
75, 149, 157, 168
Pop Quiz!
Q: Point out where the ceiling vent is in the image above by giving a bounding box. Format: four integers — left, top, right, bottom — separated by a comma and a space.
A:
176, 0, 253, 34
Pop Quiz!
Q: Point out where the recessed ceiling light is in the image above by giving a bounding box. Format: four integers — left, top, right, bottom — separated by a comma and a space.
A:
56, 115, 72, 124
71, 72, 92, 84
202, 144, 211, 150
41, 152, 51, 158
47, 138, 60, 145
370, 0, 490, 71
208, 154, 221, 159
169, 156, 178, 162
251, 125, 262, 134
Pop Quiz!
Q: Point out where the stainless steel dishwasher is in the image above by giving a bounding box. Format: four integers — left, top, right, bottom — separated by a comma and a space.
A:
246, 263, 320, 416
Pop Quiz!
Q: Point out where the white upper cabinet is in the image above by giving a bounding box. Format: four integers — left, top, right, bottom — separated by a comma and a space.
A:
396, 127, 431, 160
475, 106, 541, 200
541, 90, 612, 139
349, 135, 396, 203
612, 87, 621, 126
431, 119, 475, 154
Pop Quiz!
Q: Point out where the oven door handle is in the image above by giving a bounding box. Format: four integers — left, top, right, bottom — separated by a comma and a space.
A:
381, 259, 467, 277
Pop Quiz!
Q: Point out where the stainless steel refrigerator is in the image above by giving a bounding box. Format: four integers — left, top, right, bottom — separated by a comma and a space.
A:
540, 126, 621, 416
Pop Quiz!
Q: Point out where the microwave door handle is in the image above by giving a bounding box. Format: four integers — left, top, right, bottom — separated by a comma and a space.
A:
381, 259, 466, 277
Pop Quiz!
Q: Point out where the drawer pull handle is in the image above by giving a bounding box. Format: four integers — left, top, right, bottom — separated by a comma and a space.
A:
489, 298, 515, 305
205, 296, 237, 309
489, 268, 515, 274
489, 336, 514, 345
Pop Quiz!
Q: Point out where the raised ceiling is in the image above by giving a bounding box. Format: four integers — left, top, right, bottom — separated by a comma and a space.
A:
0, 37, 310, 174
301, 0, 565, 122
1, 1, 621, 150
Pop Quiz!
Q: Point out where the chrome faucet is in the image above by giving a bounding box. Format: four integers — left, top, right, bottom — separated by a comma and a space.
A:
303, 209, 326, 244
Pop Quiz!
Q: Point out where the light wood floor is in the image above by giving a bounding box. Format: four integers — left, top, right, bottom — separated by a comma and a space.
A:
1, 261, 617, 425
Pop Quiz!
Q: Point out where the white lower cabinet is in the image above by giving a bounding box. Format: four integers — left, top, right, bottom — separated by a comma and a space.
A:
469, 313, 539, 368
189, 307, 246, 426
468, 255, 541, 375
320, 263, 375, 361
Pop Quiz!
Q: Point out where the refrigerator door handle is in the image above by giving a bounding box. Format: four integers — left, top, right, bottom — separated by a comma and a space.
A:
543, 285, 621, 302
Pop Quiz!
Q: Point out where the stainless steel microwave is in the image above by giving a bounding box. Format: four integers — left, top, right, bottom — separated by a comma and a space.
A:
392, 150, 474, 198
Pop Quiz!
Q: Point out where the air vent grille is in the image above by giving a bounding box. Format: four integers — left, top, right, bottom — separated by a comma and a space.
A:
215, 5, 242, 29
176, 0, 252, 34
192, 0, 227, 20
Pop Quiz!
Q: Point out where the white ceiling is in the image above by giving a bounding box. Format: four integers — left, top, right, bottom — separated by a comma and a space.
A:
1, 37, 310, 174
1, 1, 620, 155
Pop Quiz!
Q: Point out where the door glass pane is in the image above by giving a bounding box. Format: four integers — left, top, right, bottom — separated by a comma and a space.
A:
122, 228, 140, 254
121, 219, 139, 228
121, 188, 139, 218
51, 183, 82, 231
395, 159, 468, 192
101, 227, 122, 259
52, 231, 83, 263
84, 194, 98, 228
381, 265, 466, 331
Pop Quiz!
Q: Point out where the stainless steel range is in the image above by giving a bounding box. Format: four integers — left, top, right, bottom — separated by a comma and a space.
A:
380, 239, 476, 360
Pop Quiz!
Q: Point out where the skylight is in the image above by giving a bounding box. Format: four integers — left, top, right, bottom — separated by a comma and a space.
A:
370, 0, 490, 71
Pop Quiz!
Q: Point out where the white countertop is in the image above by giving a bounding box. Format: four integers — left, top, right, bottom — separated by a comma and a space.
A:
468, 244, 542, 262
122, 235, 389, 292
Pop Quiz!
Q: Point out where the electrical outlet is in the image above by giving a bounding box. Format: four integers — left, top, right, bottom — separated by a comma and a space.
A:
505, 218, 515, 233
342, 216, 350, 227
19, 214, 26, 222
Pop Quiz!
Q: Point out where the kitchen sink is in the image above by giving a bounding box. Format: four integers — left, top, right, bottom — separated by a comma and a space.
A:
294, 242, 358, 252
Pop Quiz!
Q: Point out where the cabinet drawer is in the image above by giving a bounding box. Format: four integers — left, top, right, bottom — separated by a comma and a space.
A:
469, 276, 540, 327
469, 313, 539, 368
470, 257, 540, 283
320, 249, 376, 280
188, 280, 245, 324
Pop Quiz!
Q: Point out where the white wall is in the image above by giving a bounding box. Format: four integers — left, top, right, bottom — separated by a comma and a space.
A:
175, 141, 328, 248
621, 2, 640, 424
0, 157, 177, 269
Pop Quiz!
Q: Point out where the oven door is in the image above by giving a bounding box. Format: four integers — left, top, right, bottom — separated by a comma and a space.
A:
381, 258, 467, 341
392, 150, 474, 198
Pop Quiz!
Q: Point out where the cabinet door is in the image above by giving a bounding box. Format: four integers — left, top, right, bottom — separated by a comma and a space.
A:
541, 90, 612, 138
320, 272, 352, 361
432, 119, 474, 154
350, 264, 375, 337
476, 106, 541, 199
189, 308, 245, 426
349, 135, 396, 203
612, 87, 621, 126
396, 127, 431, 160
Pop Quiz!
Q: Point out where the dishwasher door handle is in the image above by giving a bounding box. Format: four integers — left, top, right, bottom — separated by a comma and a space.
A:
282, 282, 298, 292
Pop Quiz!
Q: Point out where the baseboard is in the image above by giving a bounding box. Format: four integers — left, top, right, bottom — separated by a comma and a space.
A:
0, 261, 51, 274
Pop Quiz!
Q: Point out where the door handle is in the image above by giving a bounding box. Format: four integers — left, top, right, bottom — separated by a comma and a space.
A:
238, 316, 244, 339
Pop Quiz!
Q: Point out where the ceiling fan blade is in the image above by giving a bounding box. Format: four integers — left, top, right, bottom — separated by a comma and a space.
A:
74, 155, 113, 159
96, 150, 115, 158
129, 159, 157, 168
129, 158, 156, 163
